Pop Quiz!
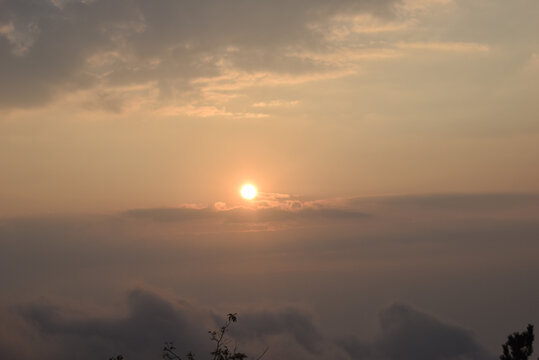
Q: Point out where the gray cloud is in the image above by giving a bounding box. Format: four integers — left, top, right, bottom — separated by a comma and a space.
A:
0, 0, 397, 109
341, 304, 491, 360
12, 289, 214, 360
350, 193, 539, 211
2, 289, 492, 360
124, 205, 368, 223
123, 198, 368, 224
230, 309, 324, 353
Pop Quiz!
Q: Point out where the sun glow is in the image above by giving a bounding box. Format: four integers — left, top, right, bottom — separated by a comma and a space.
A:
241, 184, 257, 200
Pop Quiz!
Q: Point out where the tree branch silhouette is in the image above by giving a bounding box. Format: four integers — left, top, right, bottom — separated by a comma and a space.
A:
500, 324, 536, 360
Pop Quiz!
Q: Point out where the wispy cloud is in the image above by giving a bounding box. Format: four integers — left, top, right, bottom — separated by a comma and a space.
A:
124, 193, 368, 226
252, 100, 300, 108
0, 0, 402, 110
396, 41, 490, 52
155, 105, 269, 119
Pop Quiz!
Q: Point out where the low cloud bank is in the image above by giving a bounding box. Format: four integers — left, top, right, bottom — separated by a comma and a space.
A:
1, 193, 538, 358
342, 304, 491, 360
1, 289, 490, 360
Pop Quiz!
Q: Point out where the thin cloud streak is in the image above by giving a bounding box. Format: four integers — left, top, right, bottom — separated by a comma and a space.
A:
124, 194, 369, 225
396, 41, 490, 52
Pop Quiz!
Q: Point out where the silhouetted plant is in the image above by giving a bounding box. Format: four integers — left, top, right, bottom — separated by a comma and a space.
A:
207, 313, 247, 360
109, 313, 255, 360
159, 313, 258, 360
162, 341, 184, 360
501, 324, 536, 360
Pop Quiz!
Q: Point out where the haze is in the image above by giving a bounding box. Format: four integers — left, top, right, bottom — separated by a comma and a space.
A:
1, 1, 538, 359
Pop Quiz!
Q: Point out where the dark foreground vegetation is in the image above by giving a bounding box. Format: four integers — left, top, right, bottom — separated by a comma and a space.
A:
501, 324, 536, 360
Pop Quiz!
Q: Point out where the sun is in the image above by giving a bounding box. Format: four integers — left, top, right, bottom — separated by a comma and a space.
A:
240, 184, 257, 200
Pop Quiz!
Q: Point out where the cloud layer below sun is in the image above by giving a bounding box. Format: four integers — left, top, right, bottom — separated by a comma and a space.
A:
1, 193, 538, 359
1, 288, 491, 360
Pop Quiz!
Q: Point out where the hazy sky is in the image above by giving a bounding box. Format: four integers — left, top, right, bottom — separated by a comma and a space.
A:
1, 1, 539, 359
1, 0, 538, 215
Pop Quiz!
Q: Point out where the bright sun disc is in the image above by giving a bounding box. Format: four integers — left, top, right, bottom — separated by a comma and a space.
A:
241, 184, 257, 200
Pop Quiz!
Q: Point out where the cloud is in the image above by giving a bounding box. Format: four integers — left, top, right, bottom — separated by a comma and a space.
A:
12, 289, 215, 360
123, 195, 368, 225
396, 41, 489, 52
231, 309, 324, 352
155, 104, 269, 119
348, 193, 539, 215
252, 100, 300, 108
396, 0, 454, 13
3, 289, 491, 360
312, 13, 415, 42
0, 0, 399, 110
341, 304, 490, 360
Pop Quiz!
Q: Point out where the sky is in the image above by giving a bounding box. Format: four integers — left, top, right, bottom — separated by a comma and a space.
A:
1, 0, 539, 359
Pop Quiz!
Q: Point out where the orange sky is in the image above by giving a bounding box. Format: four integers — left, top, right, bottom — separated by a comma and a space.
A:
1, 0, 538, 217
